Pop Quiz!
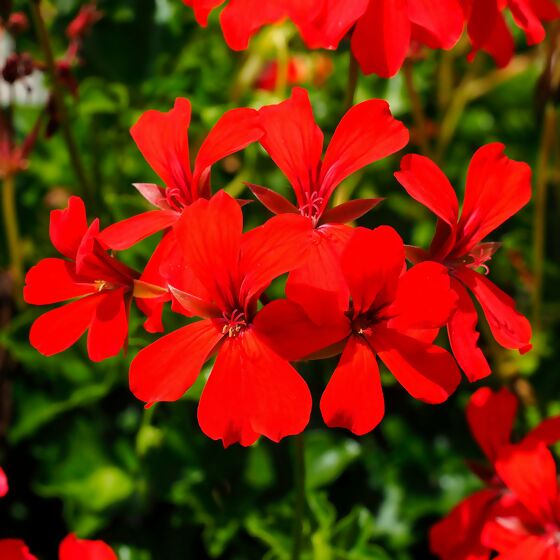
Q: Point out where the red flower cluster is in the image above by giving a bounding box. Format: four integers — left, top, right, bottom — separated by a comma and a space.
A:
182, 0, 560, 76
24, 89, 533, 447
430, 387, 560, 559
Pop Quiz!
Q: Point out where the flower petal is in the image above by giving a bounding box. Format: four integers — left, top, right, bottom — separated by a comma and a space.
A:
429, 489, 498, 560
198, 329, 312, 447
524, 416, 560, 447
0, 467, 7, 497
87, 289, 129, 362
174, 191, 242, 310
351, 0, 411, 78
509, 0, 547, 44
454, 267, 532, 352
258, 88, 324, 208
239, 213, 313, 307
447, 278, 491, 382
319, 198, 383, 225
0, 540, 38, 560
49, 196, 89, 260
129, 319, 223, 404
254, 299, 349, 361
130, 98, 192, 194
29, 294, 102, 357
320, 335, 384, 435
246, 183, 299, 215
182, 0, 224, 26
466, 387, 518, 464
59, 534, 117, 560
455, 143, 532, 254
24, 258, 96, 305
495, 442, 558, 526
319, 99, 408, 204
408, 0, 464, 50
371, 326, 461, 404
97, 210, 178, 251
193, 108, 262, 198
389, 261, 457, 330
341, 226, 405, 316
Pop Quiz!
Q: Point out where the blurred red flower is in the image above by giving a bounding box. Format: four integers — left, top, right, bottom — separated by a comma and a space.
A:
396, 143, 533, 382
0, 466, 8, 497
257, 226, 461, 435
129, 191, 314, 447
0, 540, 37, 560
461, 0, 560, 68
24, 197, 166, 361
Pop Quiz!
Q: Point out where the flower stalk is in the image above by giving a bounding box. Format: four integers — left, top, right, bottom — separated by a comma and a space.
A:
291, 432, 306, 560
2, 173, 23, 298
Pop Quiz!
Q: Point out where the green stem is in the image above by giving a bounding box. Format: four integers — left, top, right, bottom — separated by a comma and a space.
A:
291, 432, 306, 560
343, 51, 359, 111
29, 0, 94, 205
2, 174, 23, 298
532, 103, 557, 331
402, 59, 430, 157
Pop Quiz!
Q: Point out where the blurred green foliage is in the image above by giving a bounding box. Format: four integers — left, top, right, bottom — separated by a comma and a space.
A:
0, 0, 559, 558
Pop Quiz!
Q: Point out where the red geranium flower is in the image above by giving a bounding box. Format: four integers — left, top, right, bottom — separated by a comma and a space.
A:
0, 541, 37, 560
257, 226, 461, 435
24, 197, 166, 362
351, 0, 465, 78
250, 88, 408, 325
0, 466, 8, 497
97, 98, 262, 330
482, 442, 560, 559
182, 0, 369, 51
430, 387, 560, 560
129, 191, 313, 447
460, 0, 560, 68
395, 143, 532, 382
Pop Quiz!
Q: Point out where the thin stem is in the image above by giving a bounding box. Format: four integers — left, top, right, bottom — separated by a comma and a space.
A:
402, 59, 430, 157
532, 103, 557, 331
343, 51, 359, 111
2, 174, 23, 298
291, 432, 306, 560
29, 0, 94, 205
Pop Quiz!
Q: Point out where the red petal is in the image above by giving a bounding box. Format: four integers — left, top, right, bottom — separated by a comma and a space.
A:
49, 196, 89, 260
483, 531, 552, 559
285, 225, 351, 326
24, 258, 96, 305
371, 326, 461, 404
447, 279, 491, 382
341, 226, 405, 316
408, 0, 464, 50
495, 442, 558, 526
193, 108, 262, 198
351, 0, 411, 78
87, 289, 129, 362
219, 0, 287, 50
246, 183, 299, 215
319, 198, 383, 225
59, 533, 117, 560
524, 416, 560, 447
466, 387, 517, 464
295, 0, 369, 50
389, 261, 457, 330
29, 294, 103, 357
174, 192, 242, 310
528, 0, 560, 20
258, 88, 323, 208
129, 319, 222, 404
197, 329, 312, 447
253, 299, 349, 361
130, 98, 192, 194
183, 0, 224, 26
0, 467, 7, 497
239, 213, 313, 308
320, 335, 384, 435
97, 210, 178, 251
454, 267, 532, 352
169, 286, 221, 319
509, 0, 546, 44
319, 99, 408, 204
133, 183, 169, 209
0, 540, 38, 560
455, 144, 531, 254
429, 489, 498, 560
395, 154, 459, 227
